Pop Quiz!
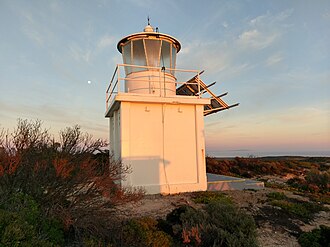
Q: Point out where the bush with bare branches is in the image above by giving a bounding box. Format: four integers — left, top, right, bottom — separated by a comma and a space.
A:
0, 119, 143, 245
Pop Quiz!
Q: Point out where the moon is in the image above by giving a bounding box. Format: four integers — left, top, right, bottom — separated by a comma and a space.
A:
87, 80, 92, 84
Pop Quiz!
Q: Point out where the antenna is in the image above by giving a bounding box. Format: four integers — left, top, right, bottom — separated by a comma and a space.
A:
147, 16, 150, 25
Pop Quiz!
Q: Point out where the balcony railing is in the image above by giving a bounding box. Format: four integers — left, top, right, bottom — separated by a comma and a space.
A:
105, 64, 203, 112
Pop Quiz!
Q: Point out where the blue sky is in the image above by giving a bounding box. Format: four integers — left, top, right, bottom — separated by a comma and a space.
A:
0, 0, 329, 156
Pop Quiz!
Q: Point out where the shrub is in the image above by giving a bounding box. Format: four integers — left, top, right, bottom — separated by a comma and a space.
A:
192, 191, 232, 205
0, 193, 64, 246
270, 199, 326, 222
118, 217, 173, 247
0, 119, 144, 245
203, 202, 258, 247
298, 225, 330, 247
267, 192, 287, 200
306, 170, 329, 193
161, 202, 259, 247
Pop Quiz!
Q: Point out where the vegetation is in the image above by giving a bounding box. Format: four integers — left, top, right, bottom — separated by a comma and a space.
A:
192, 191, 232, 204
0, 119, 143, 245
206, 156, 330, 179
206, 156, 330, 204
298, 225, 330, 247
118, 217, 173, 247
206, 156, 296, 178
159, 198, 259, 247
287, 169, 330, 194
266, 192, 327, 222
266, 191, 286, 201
1, 119, 329, 246
0, 192, 64, 246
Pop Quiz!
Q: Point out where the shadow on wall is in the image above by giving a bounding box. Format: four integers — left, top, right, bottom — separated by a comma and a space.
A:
123, 155, 199, 194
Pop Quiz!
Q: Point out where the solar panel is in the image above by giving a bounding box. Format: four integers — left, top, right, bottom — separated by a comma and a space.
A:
176, 75, 239, 116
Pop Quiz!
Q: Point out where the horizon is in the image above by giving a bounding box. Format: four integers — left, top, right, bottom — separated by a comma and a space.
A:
0, 0, 329, 156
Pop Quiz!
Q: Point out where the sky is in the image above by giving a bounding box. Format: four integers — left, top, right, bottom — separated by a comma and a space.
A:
0, 0, 329, 157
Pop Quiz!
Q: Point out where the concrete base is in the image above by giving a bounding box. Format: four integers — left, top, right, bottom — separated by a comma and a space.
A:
207, 173, 264, 191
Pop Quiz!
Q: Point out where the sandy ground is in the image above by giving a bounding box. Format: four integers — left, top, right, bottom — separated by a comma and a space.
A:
119, 188, 330, 247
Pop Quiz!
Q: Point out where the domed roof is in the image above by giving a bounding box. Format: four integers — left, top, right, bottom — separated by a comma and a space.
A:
143, 24, 154, 32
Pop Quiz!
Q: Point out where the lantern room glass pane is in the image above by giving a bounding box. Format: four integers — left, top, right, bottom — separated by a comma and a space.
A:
132, 39, 147, 72
171, 45, 177, 75
160, 41, 170, 70
122, 41, 132, 74
144, 39, 161, 68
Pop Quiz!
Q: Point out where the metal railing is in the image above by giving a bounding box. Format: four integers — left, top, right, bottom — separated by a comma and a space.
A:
105, 64, 203, 112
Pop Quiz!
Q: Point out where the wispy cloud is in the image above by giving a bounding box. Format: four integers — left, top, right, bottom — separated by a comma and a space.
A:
97, 35, 115, 49
237, 29, 278, 50
250, 9, 293, 26
69, 44, 92, 63
0, 99, 108, 139
322, 10, 330, 21
19, 10, 45, 45
236, 9, 293, 50
275, 107, 329, 125
266, 53, 283, 66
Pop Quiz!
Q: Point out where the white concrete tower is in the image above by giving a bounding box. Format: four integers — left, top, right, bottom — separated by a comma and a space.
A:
105, 22, 235, 194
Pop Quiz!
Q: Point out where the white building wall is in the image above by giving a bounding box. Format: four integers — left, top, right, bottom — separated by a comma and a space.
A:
109, 109, 121, 161
112, 96, 208, 194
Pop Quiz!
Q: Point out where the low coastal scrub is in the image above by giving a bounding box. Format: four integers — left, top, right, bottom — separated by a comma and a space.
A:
118, 217, 173, 247
266, 192, 327, 222
206, 156, 330, 205
0, 193, 64, 246
192, 191, 232, 204
158, 200, 258, 247
287, 170, 330, 194
206, 156, 329, 182
298, 225, 330, 247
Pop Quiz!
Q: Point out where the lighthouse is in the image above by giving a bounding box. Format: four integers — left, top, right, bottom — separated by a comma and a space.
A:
105, 22, 238, 194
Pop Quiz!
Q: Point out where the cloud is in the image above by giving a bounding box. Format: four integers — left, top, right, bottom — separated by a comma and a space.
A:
97, 35, 115, 49
275, 107, 329, 125
19, 10, 45, 45
237, 9, 293, 51
266, 53, 283, 66
14, 3, 59, 47
250, 9, 293, 27
69, 44, 92, 63
237, 29, 278, 50
322, 11, 330, 21
0, 99, 108, 140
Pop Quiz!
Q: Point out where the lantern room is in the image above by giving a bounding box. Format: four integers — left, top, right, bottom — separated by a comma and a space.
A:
116, 24, 181, 95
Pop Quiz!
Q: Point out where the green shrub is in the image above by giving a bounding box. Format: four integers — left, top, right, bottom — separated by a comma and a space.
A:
119, 217, 173, 247
203, 202, 258, 247
264, 182, 287, 190
270, 200, 326, 222
267, 192, 287, 200
83, 237, 113, 247
298, 225, 330, 247
161, 202, 259, 247
0, 193, 64, 246
192, 191, 232, 205
0, 209, 62, 247
157, 205, 203, 245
